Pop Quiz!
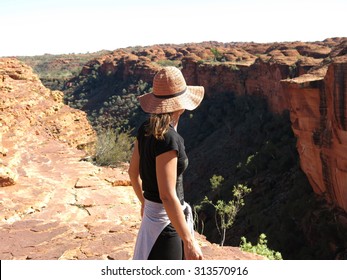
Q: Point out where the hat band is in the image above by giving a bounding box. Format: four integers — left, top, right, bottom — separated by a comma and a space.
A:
152, 87, 187, 99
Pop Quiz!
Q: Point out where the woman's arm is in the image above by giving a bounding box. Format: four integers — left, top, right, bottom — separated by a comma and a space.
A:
156, 150, 203, 260
128, 140, 144, 216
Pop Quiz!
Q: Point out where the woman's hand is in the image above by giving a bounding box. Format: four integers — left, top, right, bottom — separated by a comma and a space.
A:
184, 239, 203, 260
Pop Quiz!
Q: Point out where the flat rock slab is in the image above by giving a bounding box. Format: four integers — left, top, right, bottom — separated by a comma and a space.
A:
0, 130, 262, 260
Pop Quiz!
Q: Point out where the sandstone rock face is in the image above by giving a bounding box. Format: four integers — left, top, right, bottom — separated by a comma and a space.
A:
181, 42, 327, 113
0, 58, 95, 147
0, 58, 96, 186
283, 56, 347, 212
72, 41, 330, 115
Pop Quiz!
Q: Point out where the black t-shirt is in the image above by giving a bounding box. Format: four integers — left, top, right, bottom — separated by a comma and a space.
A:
137, 120, 188, 205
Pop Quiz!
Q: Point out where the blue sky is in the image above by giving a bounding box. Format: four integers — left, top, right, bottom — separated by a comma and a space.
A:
1, 0, 346, 56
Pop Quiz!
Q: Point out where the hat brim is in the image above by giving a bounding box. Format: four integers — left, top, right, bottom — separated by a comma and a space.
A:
138, 86, 204, 114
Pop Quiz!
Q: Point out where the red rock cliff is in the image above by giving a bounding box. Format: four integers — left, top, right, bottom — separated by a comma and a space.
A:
283, 55, 347, 212
66, 39, 347, 213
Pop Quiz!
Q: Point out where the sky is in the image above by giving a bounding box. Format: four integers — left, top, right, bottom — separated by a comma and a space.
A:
0, 0, 346, 56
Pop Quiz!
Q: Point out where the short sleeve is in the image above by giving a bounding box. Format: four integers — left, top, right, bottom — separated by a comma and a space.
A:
155, 130, 179, 157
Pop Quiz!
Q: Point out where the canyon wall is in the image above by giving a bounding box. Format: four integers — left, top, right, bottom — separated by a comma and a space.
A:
67, 39, 347, 213
283, 56, 347, 211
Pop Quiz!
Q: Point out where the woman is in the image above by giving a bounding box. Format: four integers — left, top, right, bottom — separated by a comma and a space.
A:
128, 66, 204, 260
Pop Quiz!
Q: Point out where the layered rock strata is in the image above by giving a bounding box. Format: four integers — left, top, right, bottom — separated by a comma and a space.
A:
0, 58, 96, 187
283, 56, 347, 212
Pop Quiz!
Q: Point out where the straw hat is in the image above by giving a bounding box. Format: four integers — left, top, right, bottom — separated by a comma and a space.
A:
138, 66, 204, 114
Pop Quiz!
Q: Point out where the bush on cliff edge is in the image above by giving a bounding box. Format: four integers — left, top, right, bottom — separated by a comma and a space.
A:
95, 127, 134, 167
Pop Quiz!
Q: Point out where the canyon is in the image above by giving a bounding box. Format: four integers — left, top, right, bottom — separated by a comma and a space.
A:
1, 37, 347, 259
68, 38, 347, 213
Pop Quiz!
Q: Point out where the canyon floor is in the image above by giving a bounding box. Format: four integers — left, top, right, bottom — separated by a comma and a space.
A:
0, 132, 262, 260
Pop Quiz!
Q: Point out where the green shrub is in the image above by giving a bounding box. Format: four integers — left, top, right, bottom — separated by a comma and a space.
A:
95, 128, 134, 166
210, 48, 224, 62
156, 60, 181, 67
240, 233, 283, 260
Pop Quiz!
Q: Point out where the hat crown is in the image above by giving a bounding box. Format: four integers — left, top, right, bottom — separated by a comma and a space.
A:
153, 67, 187, 96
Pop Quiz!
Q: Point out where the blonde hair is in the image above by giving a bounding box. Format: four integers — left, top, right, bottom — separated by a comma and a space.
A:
145, 113, 172, 140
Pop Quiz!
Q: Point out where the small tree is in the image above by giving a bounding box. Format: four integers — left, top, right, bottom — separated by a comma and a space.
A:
202, 180, 251, 246
193, 203, 205, 235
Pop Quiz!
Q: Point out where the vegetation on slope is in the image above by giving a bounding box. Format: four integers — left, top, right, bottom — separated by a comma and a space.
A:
63, 65, 149, 134
18, 51, 111, 91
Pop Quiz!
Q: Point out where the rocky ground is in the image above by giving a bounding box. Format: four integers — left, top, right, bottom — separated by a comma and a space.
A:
0, 135, 262, 260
